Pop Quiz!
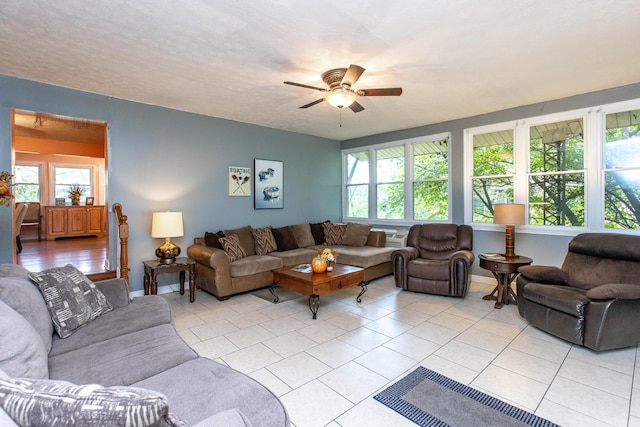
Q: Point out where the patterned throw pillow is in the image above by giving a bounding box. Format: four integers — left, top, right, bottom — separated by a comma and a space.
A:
0, 378, 186, 427
251, 227, 277, 255
219, 234, 247, 262
28, 264, 113, 339
322, 222, 347, 245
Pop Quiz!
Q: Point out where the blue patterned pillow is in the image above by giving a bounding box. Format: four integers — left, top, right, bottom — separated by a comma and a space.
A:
29, 264, 113, 338
0, 378, 186, 427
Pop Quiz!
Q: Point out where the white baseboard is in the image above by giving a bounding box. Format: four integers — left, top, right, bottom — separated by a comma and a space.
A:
129, 283, 190, 298
471, 274, 496, 285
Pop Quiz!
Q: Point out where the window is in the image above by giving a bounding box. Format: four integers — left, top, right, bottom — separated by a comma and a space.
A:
466, 101, 640, 232
413, 138, 449, 220
471, 129, 514, 223
13, 164, 41, 202
604, 109, 640, 229
343, 133, 451, 223
345, 151, 369, 218
376, 146, 404, 219
528, 118, 585, 226
53, 165, 92, 203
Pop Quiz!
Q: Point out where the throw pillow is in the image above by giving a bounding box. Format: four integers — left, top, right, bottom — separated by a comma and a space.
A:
290, 223, 315, 248
219, 234, 247, 262
310, 221, 329, 245
29, 264, 113, 339
251, 226, 277, 255
204, 230, 225, 249
223, 225, 256, 256
0, 378, 186, 427
0, 301, 48, 379
322, 222, 347, 245
341, 222, 372, 247
272, 226, 298, 251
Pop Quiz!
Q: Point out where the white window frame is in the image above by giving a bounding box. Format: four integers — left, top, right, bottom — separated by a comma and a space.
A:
13, 161, 44, 203
342, 133, 452, 225
464, 99, 640, 235
49, 163, 95, 205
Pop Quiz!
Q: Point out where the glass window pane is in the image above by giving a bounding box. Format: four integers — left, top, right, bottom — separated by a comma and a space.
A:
347, 184, 368, 218
55, 167, 91, 201
377, 183, 404, 219
530, 119, 584, 173
472, 177, 514, 223
414, 139, 448, 180
473, 130, 514, 176
414, 181, 448, 220
14, 165, 40, 202
346, 151, 369, 184
376, 146, 404, 182
529, 173, 584, 226
605, 109, 640, 167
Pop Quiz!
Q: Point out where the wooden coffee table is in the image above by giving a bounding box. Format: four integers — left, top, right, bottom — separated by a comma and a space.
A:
270, 264, 366, 319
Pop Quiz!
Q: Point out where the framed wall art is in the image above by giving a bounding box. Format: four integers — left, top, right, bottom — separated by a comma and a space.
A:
254, 159, 283, 209
228, 166, 252, 196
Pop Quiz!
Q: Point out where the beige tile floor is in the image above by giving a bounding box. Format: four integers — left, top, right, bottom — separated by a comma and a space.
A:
163, 276, 640, 427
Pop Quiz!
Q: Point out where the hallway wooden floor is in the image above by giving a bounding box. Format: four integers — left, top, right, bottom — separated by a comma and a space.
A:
17, 236, 108, 274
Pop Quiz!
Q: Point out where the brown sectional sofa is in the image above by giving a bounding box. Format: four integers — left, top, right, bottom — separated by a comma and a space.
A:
187, 222, 394, 300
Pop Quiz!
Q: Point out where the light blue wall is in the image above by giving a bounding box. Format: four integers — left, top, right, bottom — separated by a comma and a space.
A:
342, 83, 640, 277
0, 76, 341, 292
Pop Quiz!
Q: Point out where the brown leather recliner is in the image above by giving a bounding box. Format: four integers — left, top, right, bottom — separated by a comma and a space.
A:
516, 233, 640, 351
392, 224, 474, 297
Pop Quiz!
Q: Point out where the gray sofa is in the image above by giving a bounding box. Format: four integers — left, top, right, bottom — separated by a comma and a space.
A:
187, 222, 395, 300
0, 264, 289, 426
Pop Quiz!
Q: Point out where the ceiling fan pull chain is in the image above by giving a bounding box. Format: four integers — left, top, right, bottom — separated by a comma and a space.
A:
339, 109, 343, 127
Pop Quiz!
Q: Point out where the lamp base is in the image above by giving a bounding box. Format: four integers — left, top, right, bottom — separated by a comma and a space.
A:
503, 224, 517, 258
155, 238, 181, 264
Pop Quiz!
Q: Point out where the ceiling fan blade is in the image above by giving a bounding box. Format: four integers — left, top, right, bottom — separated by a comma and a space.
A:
284, 81, 328, 92
358, 88, 403, 96
349, 101, 365, 113
299, 98, 325, 109
341, 64, 365, 87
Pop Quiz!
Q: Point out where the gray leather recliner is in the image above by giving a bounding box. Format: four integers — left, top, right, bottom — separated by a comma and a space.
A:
516, 233, 640, 351
391, 224, 474, 297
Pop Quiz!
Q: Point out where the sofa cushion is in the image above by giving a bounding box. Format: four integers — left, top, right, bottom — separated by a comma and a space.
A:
329, 245, 394, 269
0, 377, 186, 427
204, 231, 225, 250
251, 227, 277, 255
268, 248, 318, 267
193, 408, 253, 427
49, 296, 173, 357
0, 264, 53, 352
230, 255, 283, 278
132, 358, 289, 427
220, 234, 247, 262
290, 223, 315, 248
341, 222, 372, 247
48, 324, 197, 387
322, 222, 346, 245
310, 221, 329, 245
223, 226, 256, 256
523, 283, 590, 317
28, 264, 113, 338
272, 226, 298, 251
0, 301, 48, 379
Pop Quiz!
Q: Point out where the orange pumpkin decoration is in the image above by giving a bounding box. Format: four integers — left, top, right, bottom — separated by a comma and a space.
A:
311, 256, 327, 273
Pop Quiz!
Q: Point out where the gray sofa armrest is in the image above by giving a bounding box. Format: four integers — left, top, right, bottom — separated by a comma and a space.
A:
192, 408, 253, 427
586, 283, 640, 300
95, 278, 130, 309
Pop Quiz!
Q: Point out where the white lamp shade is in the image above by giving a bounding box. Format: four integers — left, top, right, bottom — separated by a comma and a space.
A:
151, 212, 184, 238
493, 203, 525, 225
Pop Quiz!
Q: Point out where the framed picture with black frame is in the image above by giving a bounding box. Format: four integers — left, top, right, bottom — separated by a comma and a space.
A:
85, 197, 95, 206
254, 159, 283, 209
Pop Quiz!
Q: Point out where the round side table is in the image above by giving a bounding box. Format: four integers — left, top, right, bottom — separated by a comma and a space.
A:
479, 254, 532, 309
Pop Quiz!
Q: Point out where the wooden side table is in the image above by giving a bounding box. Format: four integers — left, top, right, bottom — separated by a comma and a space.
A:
479, 254, 532, 309
143, 257, 196, 302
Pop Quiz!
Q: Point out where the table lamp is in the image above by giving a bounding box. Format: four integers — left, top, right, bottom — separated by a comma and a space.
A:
493, 203, 525, 258
151, 211, 184, 263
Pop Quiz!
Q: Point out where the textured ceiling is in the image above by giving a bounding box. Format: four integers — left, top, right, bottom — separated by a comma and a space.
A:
1, 1, 639, 141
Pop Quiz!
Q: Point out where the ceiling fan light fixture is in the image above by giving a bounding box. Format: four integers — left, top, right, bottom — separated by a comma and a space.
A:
325, 89, 357, 109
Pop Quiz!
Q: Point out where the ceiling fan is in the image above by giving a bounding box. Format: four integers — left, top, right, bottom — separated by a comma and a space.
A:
284, 64, 402, 113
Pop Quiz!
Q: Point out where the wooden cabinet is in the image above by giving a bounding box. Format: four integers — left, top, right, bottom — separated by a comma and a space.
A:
45, 206, 105, 240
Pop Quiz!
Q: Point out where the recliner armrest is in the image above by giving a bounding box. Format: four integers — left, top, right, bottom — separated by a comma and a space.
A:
449, 250, 475, 267
518, 265, 569, 286
586, 283, 640, 300
392, 247, 418, 262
